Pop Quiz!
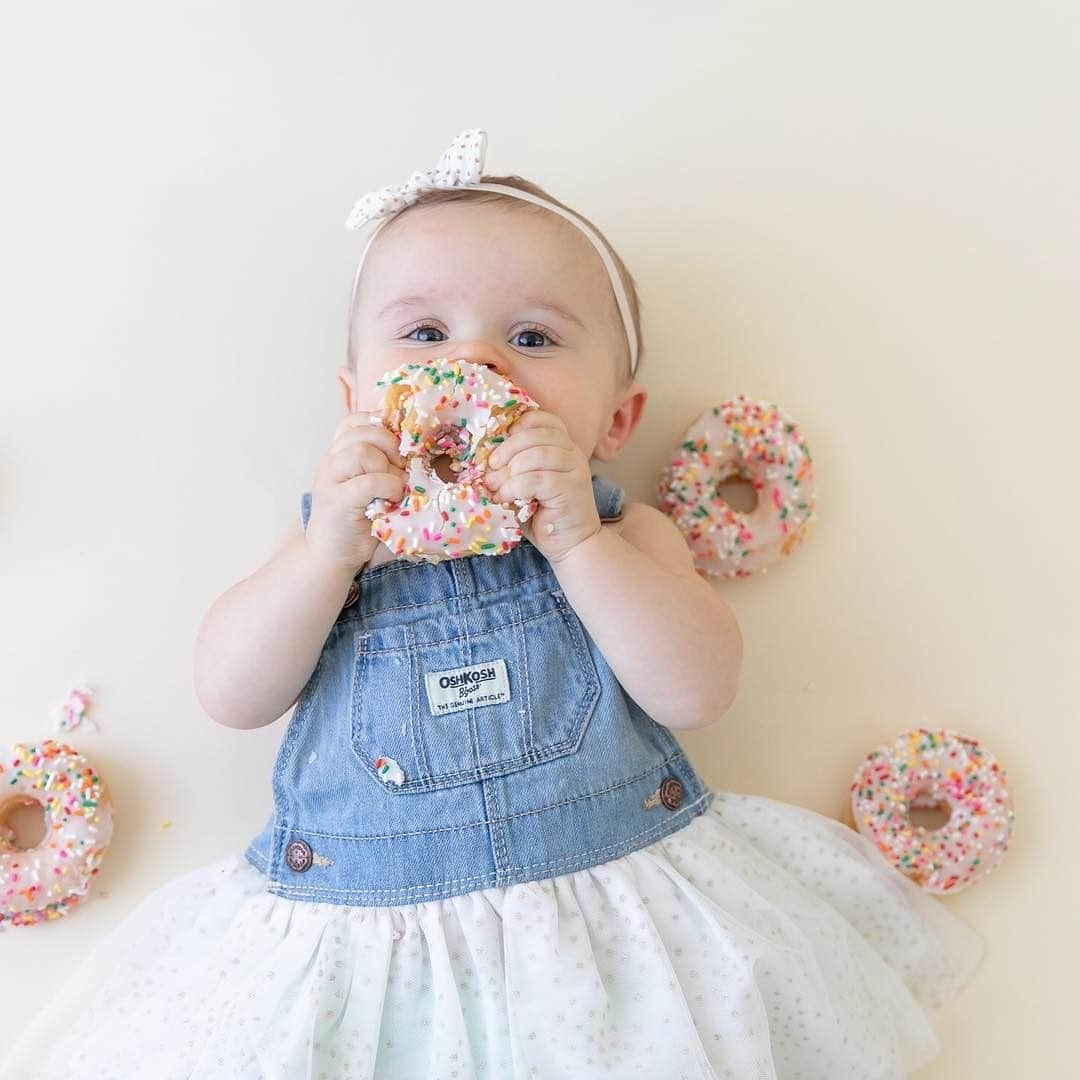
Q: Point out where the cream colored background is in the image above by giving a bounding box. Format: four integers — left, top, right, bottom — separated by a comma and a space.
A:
2, 2, 1076, 1075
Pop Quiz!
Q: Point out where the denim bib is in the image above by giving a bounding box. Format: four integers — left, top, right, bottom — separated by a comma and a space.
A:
244, 474, 715, 906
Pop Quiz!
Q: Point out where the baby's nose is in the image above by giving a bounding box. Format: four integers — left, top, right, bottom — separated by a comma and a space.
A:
452, 340, 511, 378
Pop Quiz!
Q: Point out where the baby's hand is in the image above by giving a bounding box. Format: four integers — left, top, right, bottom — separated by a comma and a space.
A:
305, 412, 406, 573
483, 411, 601, 564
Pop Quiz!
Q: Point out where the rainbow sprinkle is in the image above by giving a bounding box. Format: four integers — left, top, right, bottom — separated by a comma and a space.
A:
50, 684, 96, 733
849, 727, 1015, 894
366, 358, 540, 564
0, 739, 114, 928
657, 396, 816, 578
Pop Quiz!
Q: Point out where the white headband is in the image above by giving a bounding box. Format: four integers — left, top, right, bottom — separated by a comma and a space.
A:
344, 128, 639, 375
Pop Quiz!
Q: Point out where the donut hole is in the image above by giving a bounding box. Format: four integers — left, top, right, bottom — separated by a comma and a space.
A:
432, 453, 457, 484
0, 796, 47, 851
431, 425, 470, 458
907, 787, 953, 832
714, 471, 758, 514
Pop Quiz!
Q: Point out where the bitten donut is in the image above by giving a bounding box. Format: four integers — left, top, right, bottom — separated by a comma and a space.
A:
365, 357, 541, 563
657, 396, 816, 578
849, 728, 1015, 894
0, 739, 114, 928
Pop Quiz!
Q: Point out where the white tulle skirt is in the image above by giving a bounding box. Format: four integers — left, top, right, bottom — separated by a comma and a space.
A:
0, 791, 983, 1080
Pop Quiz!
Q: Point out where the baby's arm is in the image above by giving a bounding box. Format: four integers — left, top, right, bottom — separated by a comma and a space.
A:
482, 410, 742, 731
193, 524, 358, 729
550, 502, 743, 731
194, 411, 406, 730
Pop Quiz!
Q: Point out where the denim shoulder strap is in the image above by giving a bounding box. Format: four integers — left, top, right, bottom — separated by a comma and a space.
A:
590, 472, 625, 522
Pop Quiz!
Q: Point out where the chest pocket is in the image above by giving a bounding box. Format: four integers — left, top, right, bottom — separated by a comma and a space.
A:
350, 588, 601, 793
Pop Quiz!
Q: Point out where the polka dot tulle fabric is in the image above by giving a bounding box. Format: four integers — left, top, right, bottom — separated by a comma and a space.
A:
0, 792, 982, 1079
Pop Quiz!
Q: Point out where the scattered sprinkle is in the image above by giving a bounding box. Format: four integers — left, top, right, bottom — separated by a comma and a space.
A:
50, 684, 98, 733
366, 358, 540, 564
848, 727, 1015, 894
657, 395, 817, 579
0, 739, 114, 928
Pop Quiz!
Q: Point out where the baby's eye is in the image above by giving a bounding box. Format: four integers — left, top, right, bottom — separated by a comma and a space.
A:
512, 324, 559, 349
400, 322, 559, 348
403, 323, 447, 343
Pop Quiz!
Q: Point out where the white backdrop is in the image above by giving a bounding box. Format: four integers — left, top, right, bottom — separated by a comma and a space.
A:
2, 3, 1077, 1075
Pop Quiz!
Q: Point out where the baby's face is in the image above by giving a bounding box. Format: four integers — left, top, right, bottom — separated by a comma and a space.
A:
339, 200, 643, 463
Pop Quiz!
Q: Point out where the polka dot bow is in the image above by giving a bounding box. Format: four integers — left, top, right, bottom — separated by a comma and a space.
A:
344, 129, 488, 230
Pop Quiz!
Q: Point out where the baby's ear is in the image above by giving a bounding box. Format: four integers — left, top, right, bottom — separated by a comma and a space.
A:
337, 364, 358, 412
593, 382, 647, 461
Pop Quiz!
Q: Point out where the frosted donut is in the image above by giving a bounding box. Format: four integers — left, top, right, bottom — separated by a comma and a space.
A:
849, 728, 1015, 894
0, 739, 114, 928
365, 357, 541, 564
657, 396, 816, 578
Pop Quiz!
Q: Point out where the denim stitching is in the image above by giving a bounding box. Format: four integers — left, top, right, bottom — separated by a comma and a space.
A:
351, 735, 591, 794
349, 707, 595, 792
279, 481, 696, 905
403, 623, 427, 777
512, 597, 533, 750
350, 637, 371, 775
244, 844, 270, 871
272, 642, 328, 788
406, 625, 432, 780
484, 766, 510, 883
352, 625, 428, 785
552, 602, 602, 758
265, 791, 712, 901
267, 751, 693, 841
357, 601, 572, 653
347, 602, 599, 792
340, 568, 560, 621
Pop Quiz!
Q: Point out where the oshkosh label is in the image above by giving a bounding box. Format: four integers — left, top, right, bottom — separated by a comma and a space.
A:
424, 659, 511, 715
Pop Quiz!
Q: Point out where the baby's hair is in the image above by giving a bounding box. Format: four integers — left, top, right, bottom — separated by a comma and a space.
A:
348, 173, 644, 386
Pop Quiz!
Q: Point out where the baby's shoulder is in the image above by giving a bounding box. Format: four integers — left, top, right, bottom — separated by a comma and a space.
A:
608, 500, 698, 579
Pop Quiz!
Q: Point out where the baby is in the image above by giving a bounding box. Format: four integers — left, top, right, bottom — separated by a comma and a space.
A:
194, 172, 743, 734
1, 134, 982, 1080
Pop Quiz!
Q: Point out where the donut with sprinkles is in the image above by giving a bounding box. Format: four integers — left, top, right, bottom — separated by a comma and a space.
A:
364, 357, 540, 564
849, 728, 1015, 894
657, 396, 816, 578
1, 739, 114, 928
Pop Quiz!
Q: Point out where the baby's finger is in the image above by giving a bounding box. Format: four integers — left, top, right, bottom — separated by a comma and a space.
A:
487, 426, 572, 469
341, 471, 406, 508
487, 470, 562, 506
486, 445, 578, 489
332, 411, 372, 441
501, 409, 563, 434
327, 442, 395, 484
332, 410, 391, 443
330, 423, 405, 467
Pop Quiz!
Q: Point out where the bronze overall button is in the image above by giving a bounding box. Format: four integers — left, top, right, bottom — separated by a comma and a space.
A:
285, 839, 313, 873
342, 581, 359, 610
659, 776, 684, 810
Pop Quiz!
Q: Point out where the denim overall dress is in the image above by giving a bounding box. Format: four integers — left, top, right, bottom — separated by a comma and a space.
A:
244, 474, 715, 906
